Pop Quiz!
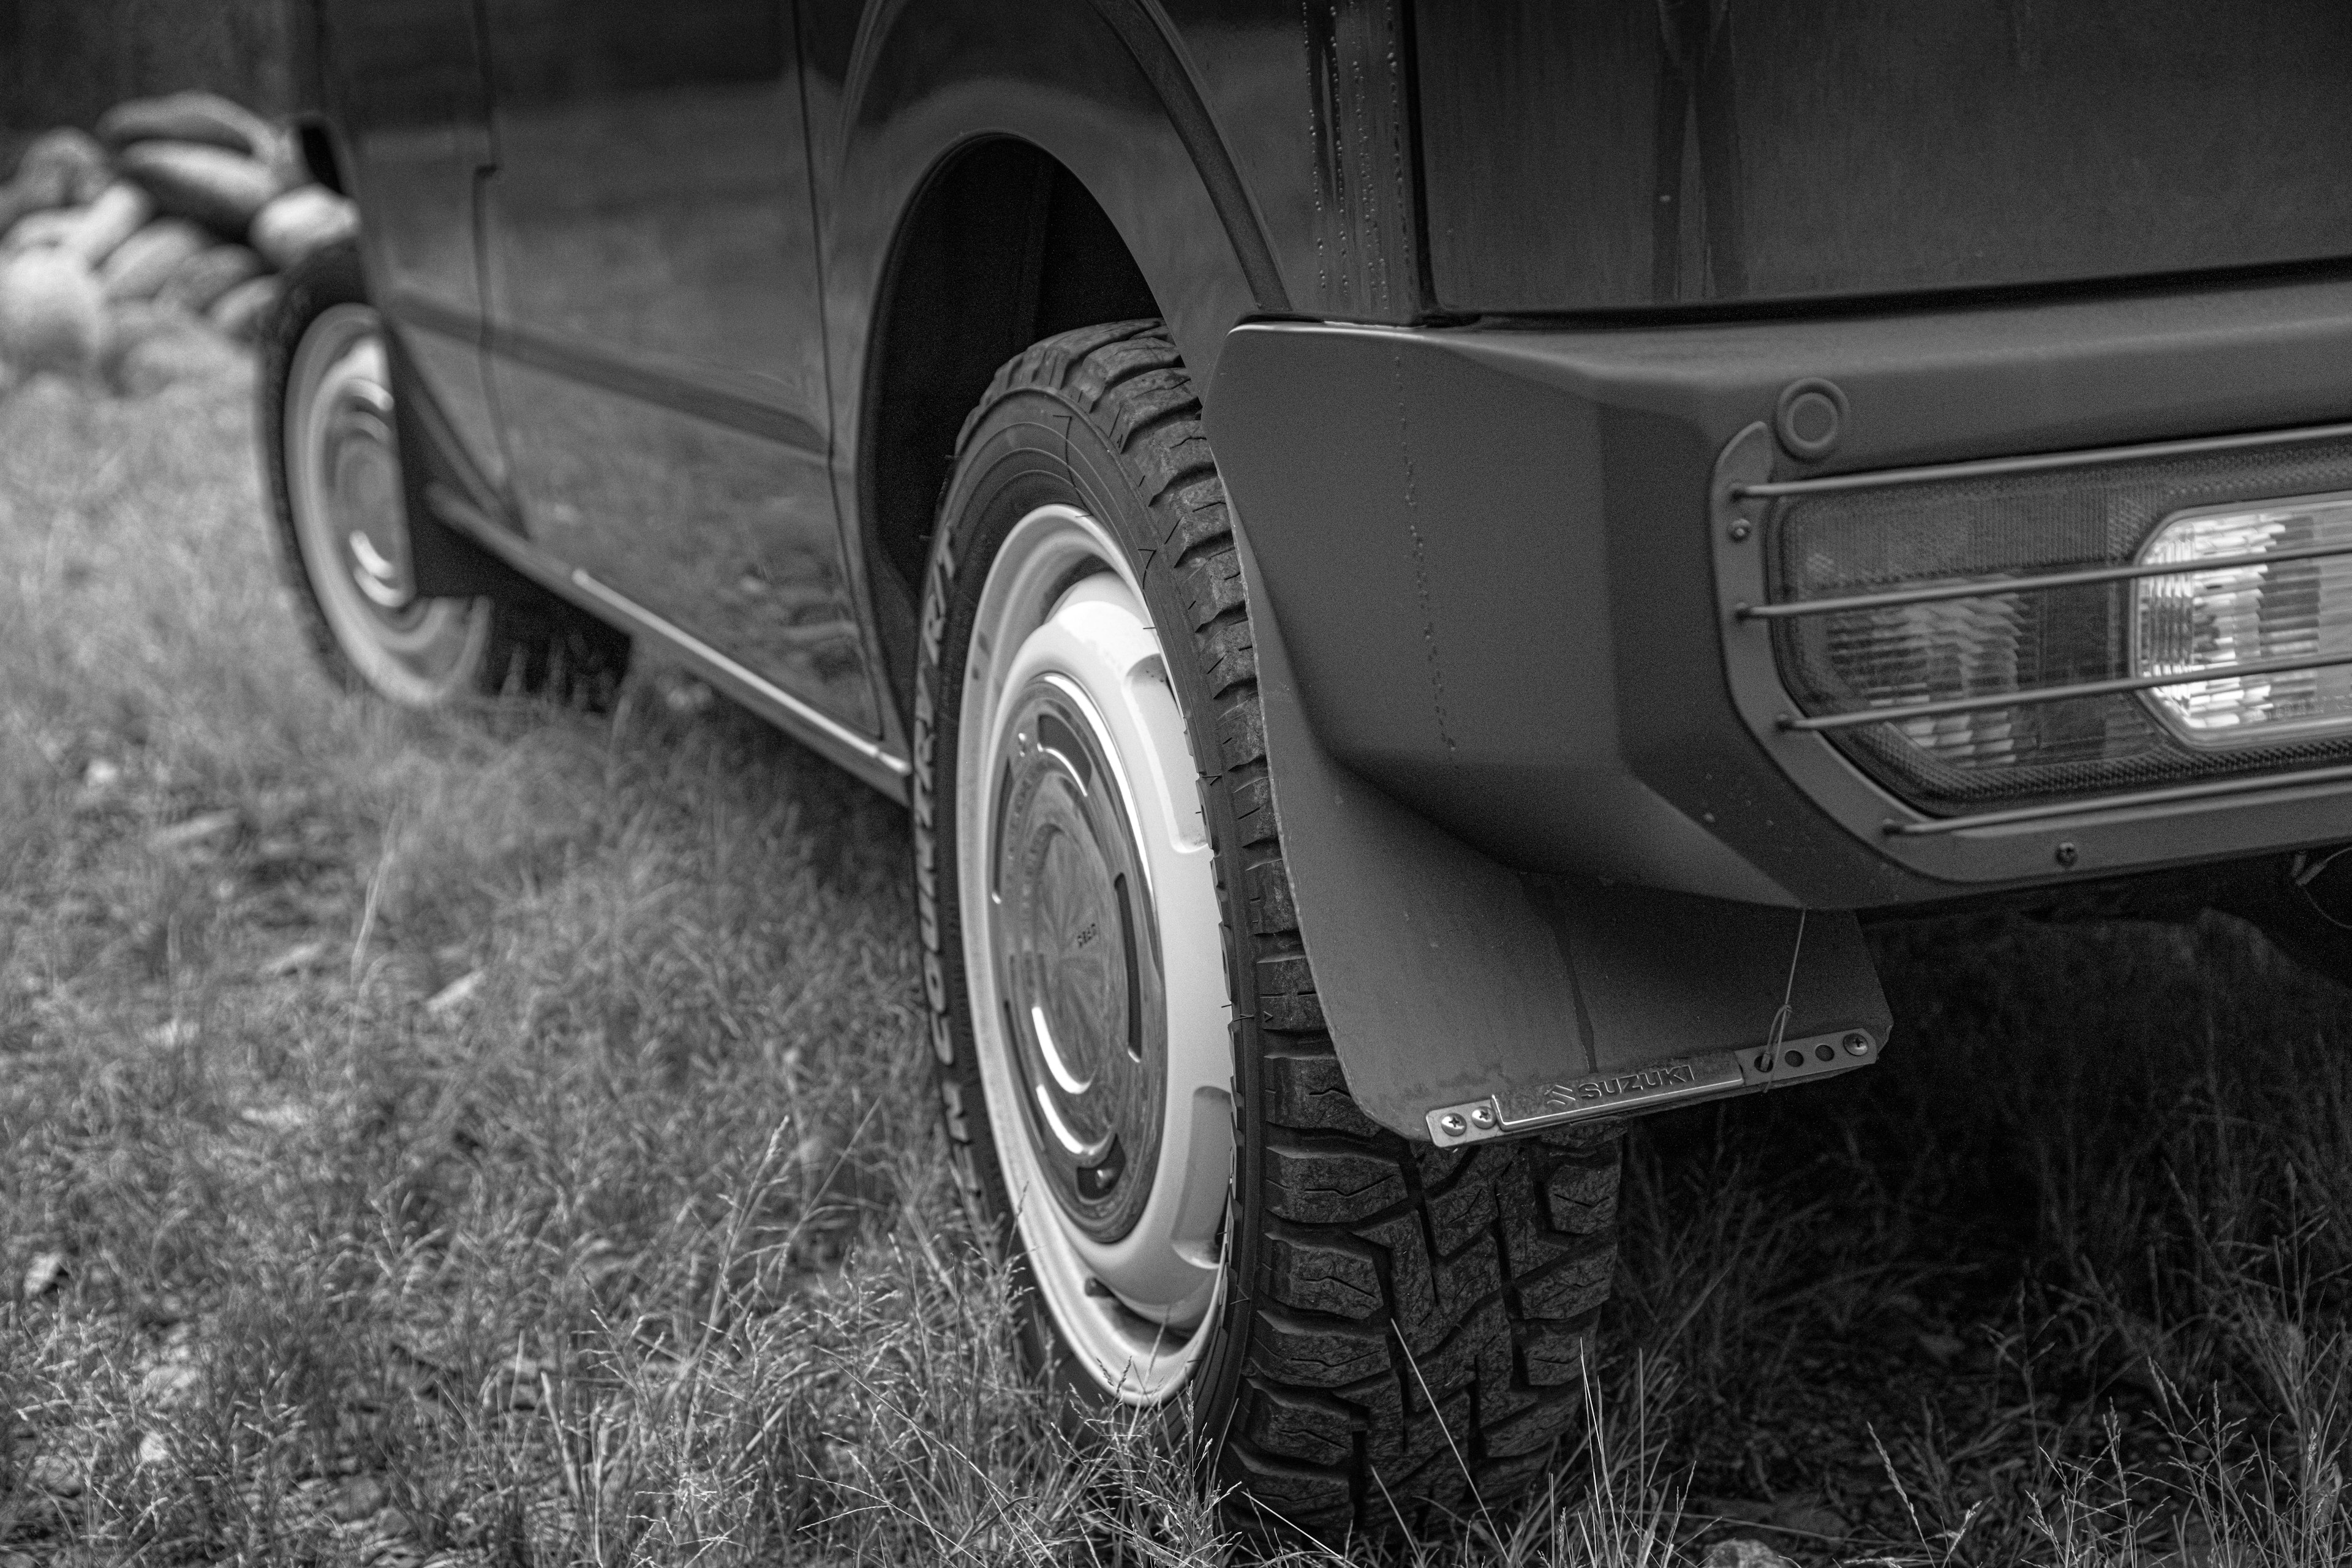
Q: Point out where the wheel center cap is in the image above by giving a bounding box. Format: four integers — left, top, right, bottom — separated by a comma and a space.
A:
990, 680, 1165, 1242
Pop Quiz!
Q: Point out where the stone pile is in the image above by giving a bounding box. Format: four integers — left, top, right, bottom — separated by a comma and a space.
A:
0, 92, 358, 394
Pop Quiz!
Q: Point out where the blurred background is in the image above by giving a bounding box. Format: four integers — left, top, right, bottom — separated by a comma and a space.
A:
0, 0, 311, 143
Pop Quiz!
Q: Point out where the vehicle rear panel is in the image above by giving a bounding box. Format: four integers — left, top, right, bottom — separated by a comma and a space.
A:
1414, 0, 2352, 312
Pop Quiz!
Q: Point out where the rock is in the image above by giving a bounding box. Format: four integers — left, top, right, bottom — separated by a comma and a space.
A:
62, 184, 157, 268
100, 219, 211, 302
157, 243, 263, 313
117, 320, 248, 397
2, 206, 80, 253
0, 129, 110, 235
0, 249, 104, 379
139, 1359, 202, 1408
98, 91, 277, 162
7, 183, 156, 270
239, 1101, 311, 1133
28, 128, 111, 202
208, 275, 282, 342
0, 189, 42, 247
21, 1248, 65, 1297
251, 186, 359, 271
100, 297, 186, 372
118, 142, 282, 240
325, 1472, 388, 1523
1704, 1543, 1795, 1568
28, 1453, 85, 1497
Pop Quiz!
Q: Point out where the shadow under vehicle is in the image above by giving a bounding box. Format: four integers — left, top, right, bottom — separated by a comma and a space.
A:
258, 0, 2352, 1538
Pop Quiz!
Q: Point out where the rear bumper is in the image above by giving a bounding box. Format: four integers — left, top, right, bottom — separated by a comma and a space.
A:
1206, 274, 2352, 910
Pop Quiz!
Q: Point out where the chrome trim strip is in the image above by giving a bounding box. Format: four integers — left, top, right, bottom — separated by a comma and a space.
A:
1784, 650, 2352, 734
1741, 537, 2352, 622
565, 573, 910, 777
1733, 418, 2352, 500
1889, 762, 2352, 836
421, 483, 908, 779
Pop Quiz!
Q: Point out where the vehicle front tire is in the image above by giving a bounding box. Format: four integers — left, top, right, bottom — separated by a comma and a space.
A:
912, 320, 1624, 1540
260, 239, 628, 710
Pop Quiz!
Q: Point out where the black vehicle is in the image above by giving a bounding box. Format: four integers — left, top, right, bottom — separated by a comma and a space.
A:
261, 0, 2352, 1536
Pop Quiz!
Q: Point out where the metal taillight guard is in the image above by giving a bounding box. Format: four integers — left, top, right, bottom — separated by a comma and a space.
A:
1722, 418, 2352, 823
1709, 418, 2352, 873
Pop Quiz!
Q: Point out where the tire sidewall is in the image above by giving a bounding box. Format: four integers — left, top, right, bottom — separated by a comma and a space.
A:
260, 240, 364, 691
912, 382, 1261, 1441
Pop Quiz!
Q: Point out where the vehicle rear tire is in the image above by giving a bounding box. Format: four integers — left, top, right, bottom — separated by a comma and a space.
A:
259, 239, 628, 710
911, 320, 1624, 1540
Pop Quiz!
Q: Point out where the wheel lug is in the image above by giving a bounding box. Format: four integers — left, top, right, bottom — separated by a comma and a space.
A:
1076, 1136, 1126, 1199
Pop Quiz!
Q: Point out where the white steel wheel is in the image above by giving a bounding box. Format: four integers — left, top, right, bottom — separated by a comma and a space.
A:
282, 303, 489, 706
955, 502, 1234, 1404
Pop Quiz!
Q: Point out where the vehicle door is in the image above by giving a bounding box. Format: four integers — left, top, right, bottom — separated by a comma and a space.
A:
318, 0, 507, 491
475, 0, 880, 739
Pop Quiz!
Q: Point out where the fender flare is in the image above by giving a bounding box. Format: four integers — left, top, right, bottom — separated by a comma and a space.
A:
827, 0, 1280, 385
1078, 0, 1289, 312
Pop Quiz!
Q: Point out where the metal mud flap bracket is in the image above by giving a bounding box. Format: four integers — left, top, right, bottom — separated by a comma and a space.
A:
1427, 1015, 1882, 1147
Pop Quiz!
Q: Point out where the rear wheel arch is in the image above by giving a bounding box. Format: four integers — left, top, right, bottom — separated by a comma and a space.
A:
861, 138, 1165, 724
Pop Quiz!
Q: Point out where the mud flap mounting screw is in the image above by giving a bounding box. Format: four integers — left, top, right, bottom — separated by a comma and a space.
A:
1844, 1032, 1871, 1056
2054, 841, 2079, 867
1728, 521, 1752, 542
1469, 1106, 1497, 1129
1439, 1113, 1467, 1137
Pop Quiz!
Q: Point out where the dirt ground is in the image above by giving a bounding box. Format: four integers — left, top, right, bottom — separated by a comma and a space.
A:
4, 355, 2349, 1566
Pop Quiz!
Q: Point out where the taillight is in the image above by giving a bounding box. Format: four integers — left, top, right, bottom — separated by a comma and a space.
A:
1758, 432, 2352, 814
2135, 493, 2352, 746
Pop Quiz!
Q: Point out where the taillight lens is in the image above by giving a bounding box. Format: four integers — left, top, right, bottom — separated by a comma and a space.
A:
1766, 435, 2352, 813
2135, 493, 2352, 745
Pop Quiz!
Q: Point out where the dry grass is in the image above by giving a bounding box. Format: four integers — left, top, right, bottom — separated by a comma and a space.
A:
4, 360, 2351, 1566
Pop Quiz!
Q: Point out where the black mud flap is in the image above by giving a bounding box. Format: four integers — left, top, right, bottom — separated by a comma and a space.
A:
383, 325, 537, 602
1234, 518, 1892, 1144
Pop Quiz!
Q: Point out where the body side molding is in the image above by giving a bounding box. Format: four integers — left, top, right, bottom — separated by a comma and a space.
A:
430, 482, 913, 799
